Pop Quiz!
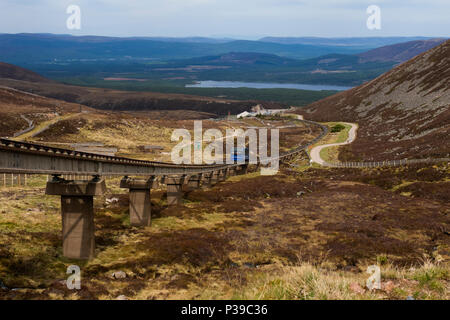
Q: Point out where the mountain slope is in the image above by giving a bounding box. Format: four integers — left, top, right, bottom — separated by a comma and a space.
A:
259, 36, 434, 48
0, 62, 51, 83
358, 39, 446, 63
0, 86, 91, 137
299, 40, 450, 161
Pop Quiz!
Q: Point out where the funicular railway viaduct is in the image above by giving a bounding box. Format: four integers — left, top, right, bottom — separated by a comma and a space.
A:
0, 120, 328, 260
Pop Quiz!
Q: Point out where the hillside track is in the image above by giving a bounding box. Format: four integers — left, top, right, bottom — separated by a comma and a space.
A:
310, 123, 358, 165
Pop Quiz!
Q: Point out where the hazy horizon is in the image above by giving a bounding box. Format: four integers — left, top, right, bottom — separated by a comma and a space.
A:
1, 1, 449, 38
1, 33, 445, 41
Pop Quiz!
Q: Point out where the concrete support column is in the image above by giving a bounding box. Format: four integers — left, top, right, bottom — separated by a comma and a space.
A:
46, 178, 106, 260
9, 174, 15, 186
0, 173, 5, 187
120, 177, 156, 227
201, 172, 212, 188
236, 164, 249, 175
210, 171, 220, 186
166, 176, 185, 206
218, 169, 226, 182
18, 174, 26, 186
187, 174, 203, 191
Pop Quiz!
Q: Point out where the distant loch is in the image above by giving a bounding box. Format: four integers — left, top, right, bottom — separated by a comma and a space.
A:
186, 80, 352, 91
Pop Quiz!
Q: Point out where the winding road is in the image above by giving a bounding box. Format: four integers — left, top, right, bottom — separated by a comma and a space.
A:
14, 113, 79, 141
310, 122, 358, 165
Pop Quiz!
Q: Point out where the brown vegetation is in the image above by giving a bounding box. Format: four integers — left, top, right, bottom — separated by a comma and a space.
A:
0, 87, 91, 137
297, 40, 450, 161
0, 163, 447, 300
0, 62, 51, 83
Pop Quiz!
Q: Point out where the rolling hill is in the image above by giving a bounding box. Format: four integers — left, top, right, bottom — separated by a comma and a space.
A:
0, 62, 284, 116
170, 52, 298, 66
298, 40, 450, 161
259, 36, 434, 47
357, 38, 446, 63
0, 77, 274, 116
0, 62, 51, 83
0, 33, 365, 64
2, 34, 446, 89
120, 42, 442, 87
0, 86, 91, 137
28, 39, 446, 88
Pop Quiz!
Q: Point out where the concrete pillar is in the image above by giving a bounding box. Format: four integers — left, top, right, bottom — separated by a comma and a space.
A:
120, 177, 156, 227
0, 173, 5, 187
201, 172, 212, 188
236, 164, 249, 175
210, 171, 220, 186
18, 174, 26, 186
46, 178, 106, 260
218, 169, 226, 182
166, 176, 185, 206
187, 174, 202, 191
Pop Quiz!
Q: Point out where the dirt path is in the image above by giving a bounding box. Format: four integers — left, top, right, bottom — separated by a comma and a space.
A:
13, 115, 34, 137
14, 113, 79, 141
310, 122, 358, 165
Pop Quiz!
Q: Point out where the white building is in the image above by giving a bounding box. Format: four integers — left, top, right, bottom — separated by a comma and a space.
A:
237, 111, 252, 119
237, 107, 284, 119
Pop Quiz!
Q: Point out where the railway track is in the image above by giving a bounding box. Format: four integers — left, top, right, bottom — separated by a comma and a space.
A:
0, 119, 327, 177
0, 137, 232, 176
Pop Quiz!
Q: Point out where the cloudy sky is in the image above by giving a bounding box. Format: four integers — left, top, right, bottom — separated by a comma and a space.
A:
0, 0, 449, 38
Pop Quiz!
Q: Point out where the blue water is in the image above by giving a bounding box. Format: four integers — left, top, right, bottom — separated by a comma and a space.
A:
186, 80, 352, 91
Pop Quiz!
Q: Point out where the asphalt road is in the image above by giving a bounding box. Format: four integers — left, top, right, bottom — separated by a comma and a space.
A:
310, 122, 358, 165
